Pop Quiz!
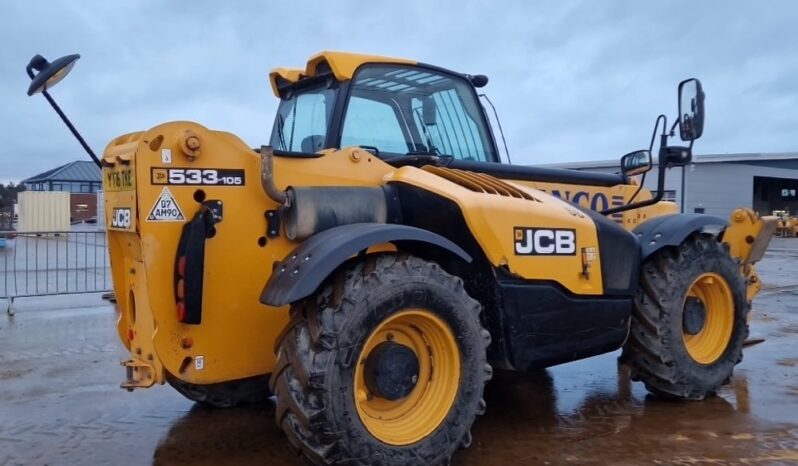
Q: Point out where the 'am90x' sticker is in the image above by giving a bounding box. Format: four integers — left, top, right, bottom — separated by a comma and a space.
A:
147, 187, 185, 222
151, 168, 245, 186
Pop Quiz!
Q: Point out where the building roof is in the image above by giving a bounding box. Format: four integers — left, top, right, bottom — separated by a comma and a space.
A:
22, 161, 100, 184
536, 152, 798, 169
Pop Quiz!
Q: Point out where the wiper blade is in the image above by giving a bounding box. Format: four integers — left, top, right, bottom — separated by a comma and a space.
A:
406, 151, 450, 163
406, 150, 438, 156
383, 153, 454, 167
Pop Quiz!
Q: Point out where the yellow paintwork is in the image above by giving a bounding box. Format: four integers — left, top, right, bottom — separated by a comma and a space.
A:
354, 308, 460, 445
103, 32, 783, 390
104, 124, 392, 386
683, 273, 734, 364
102, 121, 773, 389
385, 167, 605, 294
511, 178, 679, 229
722, 208, 777, 301
269, 51, 416, 97
724, 209, 771, 263
774, 215, 798, 237
103, 123, 614, 386
268, 68, 304, 96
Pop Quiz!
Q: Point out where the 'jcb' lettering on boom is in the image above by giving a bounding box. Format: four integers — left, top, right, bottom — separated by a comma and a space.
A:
513, 227, 576, 255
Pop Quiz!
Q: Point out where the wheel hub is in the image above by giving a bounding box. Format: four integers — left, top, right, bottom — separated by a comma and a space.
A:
354, 308, 461, 445
363, 341, 420, 401
683, 296, 707, 336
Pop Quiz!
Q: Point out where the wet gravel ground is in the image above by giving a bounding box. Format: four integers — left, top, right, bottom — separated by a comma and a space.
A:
1, 239, 798, 465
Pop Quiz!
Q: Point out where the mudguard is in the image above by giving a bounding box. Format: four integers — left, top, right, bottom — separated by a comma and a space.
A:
260, 223, 471, 307
634, 213, 728, 260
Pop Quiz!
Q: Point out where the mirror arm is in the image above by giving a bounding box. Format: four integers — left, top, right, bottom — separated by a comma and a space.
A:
669, 118, 679, 137
601, 134, 668, 217
39, 90, 101, 168
648, 114, 666, 152
603, 79, 702, 217
627, 170, 647, 204
601, 159, 666, 216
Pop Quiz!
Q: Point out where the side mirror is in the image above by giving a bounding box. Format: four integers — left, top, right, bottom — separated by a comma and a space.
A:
620, 150, 652, 176
678, 78, 705, 141
26, 54, 80, 96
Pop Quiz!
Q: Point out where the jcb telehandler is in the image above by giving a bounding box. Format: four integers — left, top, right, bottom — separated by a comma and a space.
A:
27, 51, 775, 465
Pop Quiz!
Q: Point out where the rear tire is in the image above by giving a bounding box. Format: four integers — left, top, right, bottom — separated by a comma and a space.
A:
270, 254, 492, 466
621, 234, 749, 400
167, 373, 270, 408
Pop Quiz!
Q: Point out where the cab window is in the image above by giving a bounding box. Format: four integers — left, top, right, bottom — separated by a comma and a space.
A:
270, 86, 335, 153
341, 97, 409, 154
340, 65, 497, 162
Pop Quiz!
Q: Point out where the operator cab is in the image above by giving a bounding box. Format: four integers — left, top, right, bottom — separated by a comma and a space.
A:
269, 54, 499, 164
267, 52, 627, 187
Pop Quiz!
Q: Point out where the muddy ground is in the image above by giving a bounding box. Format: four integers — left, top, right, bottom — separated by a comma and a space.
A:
1, 239, 797, 465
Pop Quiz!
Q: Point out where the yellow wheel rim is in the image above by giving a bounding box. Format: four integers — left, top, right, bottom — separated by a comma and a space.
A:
682, 273, 734, 364
354, 308, 460, 445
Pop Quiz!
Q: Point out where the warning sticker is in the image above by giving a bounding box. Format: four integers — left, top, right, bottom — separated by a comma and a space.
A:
147, 187, 185, 222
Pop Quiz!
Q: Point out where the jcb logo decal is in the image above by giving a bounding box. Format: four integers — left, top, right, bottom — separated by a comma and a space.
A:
111, 208, 132, 229
152, 168, 168, 184
514, 227, 576, 255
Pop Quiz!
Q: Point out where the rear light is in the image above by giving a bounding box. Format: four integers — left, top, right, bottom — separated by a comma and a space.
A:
128, 329, 134, 341
176, 254, 186, 321
176, 302, 186, 322
175, 205, 219, 325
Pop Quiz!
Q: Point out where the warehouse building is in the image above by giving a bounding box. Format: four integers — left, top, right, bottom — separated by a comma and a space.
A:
540, 152, 798, 218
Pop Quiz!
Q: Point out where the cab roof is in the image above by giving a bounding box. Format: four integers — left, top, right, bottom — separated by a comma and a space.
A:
269, 51, 416, 97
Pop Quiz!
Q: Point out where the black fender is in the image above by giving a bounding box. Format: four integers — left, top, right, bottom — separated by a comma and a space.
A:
634, 213, 728, 260
260, 223, 472, 307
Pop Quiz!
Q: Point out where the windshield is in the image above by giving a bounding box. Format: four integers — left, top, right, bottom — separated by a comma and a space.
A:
341, 65, 497, 161
269, 85, 336, 152
268, 65, 498, 161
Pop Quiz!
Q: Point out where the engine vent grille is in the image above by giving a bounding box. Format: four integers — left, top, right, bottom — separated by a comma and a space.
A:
423, 166, 536, 200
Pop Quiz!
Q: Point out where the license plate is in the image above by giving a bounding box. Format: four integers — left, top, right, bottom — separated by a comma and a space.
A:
103, 164, 136, 192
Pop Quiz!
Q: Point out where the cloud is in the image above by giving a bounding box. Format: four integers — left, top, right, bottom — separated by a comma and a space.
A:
1, 0, 796, 183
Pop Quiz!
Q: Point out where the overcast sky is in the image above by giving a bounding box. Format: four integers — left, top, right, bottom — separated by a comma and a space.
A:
1, 0, 796, 183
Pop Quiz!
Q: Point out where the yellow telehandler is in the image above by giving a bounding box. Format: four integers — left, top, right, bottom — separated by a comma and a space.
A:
27, 51, 775, 465
772, 210, 798, 237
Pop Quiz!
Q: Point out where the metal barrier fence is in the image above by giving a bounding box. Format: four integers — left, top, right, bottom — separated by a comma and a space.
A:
1, 228, 112, 314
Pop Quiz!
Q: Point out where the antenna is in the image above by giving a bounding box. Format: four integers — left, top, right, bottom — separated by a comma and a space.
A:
479, 94, 512, 164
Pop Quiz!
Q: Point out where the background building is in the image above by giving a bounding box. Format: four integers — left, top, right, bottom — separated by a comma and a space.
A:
21, 161, 101, 222
540, 152, 798, 218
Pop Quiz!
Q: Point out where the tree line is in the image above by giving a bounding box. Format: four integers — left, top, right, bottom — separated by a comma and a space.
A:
0, 183, 26, 208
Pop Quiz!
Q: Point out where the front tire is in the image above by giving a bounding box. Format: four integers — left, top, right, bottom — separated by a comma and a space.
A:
622, 234, 749, 400
270, 254, 492, 466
